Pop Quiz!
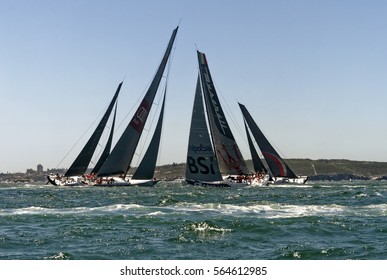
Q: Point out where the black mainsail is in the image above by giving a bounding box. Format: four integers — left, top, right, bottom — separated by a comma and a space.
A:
97, 26, 178, 177
131, 90, 166, 180
238, 103, 297, 178
185, 75, 223, 183
197, 51, 249, 176
64, 82, 122, 177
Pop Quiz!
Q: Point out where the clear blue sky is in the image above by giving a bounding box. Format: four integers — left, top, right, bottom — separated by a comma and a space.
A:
1, 0, 387, 173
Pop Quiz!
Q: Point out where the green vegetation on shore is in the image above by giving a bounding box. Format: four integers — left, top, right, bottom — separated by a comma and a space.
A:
152, 159, 387, 181
278, 159, 387, 178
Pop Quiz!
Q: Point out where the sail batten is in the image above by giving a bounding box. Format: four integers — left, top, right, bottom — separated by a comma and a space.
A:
97, 26, 178, 177
64, 82, 122, 177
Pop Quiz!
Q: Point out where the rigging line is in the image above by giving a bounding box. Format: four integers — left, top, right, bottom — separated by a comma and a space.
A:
115, 35, 171, 133
157, 82, 167, 168
242, 102, 289, 160
236, 102, 261, 158
115, 84, 146, 132
238, 115, 251, 149
55, 97, 111, 169
154, 38, 175, 167
244, 118, 264, 159
133, 31, 177, 167
212, 80, 248, 149
248, 109, 289, 159
200, 72, 218, 162
155, 35, 176, 167
90, 99, 118, 169
133, 71, 169, 167
116, 24, 179, 133
197, 68, 216, 151
132, 79, 164, 167
89, 129, 109, 168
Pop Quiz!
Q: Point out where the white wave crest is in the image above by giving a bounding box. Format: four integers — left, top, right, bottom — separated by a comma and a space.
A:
0, 204, 145, 216
165, 202, 365, 219
2, 203, 386, 219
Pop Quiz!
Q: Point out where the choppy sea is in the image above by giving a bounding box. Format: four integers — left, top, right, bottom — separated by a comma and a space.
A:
1, 181, 386, 260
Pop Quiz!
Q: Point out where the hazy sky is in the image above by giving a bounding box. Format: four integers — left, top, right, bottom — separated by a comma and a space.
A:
1, 0, 387, 173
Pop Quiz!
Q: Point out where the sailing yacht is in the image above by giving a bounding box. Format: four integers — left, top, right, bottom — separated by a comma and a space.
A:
238, 103, 308, 184
47, 82, 122, 186
185, 51, 268, 187
95, 91, 167, 187
48, 26, 178, 187
93, 26, 178, 186
128, 92, 166, 186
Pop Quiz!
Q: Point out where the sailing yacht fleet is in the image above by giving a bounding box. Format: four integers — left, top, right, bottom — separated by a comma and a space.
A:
47, 26, 308, 187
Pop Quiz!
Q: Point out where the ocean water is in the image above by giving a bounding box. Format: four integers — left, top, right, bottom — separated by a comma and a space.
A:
0, 181, 386, 260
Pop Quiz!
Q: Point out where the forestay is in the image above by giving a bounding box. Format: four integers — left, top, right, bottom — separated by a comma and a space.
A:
65, 82, 122, 177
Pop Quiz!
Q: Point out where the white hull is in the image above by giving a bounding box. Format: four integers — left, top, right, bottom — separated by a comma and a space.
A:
223, 173, 270, 187
47, 174, 87, 186
93, 176, 158, 187
47, 174, 158, 187
269, 176, 308, 185
186, 173, 269, 188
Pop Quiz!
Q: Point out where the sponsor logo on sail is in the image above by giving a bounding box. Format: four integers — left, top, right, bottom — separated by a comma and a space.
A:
217, 143, 246, 175
189, 144, 212, 153
130, 100, 150, 133
203, 72, 228, 135
262, 152, 287, 177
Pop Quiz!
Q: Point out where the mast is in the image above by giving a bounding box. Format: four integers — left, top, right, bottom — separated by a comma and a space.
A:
64, 82, 122, 177
97, 26, 178, 177
238, 102, 297, 178
197, 51, 249, 176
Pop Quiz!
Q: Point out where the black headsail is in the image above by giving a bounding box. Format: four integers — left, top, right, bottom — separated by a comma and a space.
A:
64, 82, 122, 177
97, 26, 178, 177
238, 103, 297, 178
197, 51, 249, 176
91, 102, 117, 174
243, 120, 268, 174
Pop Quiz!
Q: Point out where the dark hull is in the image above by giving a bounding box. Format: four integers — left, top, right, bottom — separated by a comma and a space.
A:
185, 179, 230, 188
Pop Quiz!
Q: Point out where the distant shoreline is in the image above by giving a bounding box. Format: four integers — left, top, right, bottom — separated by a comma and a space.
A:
2, 159, 387, 183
